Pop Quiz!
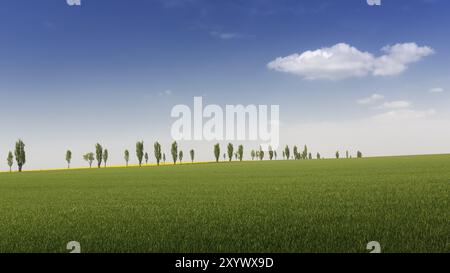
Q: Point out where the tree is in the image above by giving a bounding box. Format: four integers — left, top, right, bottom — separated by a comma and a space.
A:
95, 143, 103, 168
154, 142, 162, 166
136, 141, 144, 167
214, 143, 220, 163
190, 149, 195, 163
268, 146, 274, 160
258, 146, 264, 161
251, 150, 256, 160
302, 145, 308, 160
237, 145, 244, 161
357, 151, 363, 158
7, 151, 13, 172
317, 152, 321, 160
336, 151, 340, 159
274, 151, 277, 160
282, 150, 285, 160
66, 150, 72, 169
144, 152, 149, 165
308, 153, 312, 160
171, 141, 178, 164
124, 150, 130, 167
103, 149, 109, 167
293, 146, 299, 160
83, 153, 94, 168
284, 145, 290, 160
179, 150, 183, 163
14, 139, 26, 172
227, 143, 234, 162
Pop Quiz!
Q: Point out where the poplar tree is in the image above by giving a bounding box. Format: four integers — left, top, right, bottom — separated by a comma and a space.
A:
237, 145, 244, 161
124, 150, 130, 167
7, 151, 13, 172
95, 143, 103, 168
103, 149, 108, 167
179, 150, 183, 163
15, 140, 26, 172
136, 141, 144, 167
154, 142, 162, 166
227, 143, 234, 162
190, 149, 195, 163
268, 146, 274, 160
214, 143, 220, 163
258, 146, 264, 160
171, 141, 178, 164
66, 150, 72, 169
284, 145, 290, 160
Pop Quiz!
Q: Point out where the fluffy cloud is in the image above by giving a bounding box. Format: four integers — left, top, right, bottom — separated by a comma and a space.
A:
267, 43, 434, 80
357, 94, 384, 105
373, 43, 435, 76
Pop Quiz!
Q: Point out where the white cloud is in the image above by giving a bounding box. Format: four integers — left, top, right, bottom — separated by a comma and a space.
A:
373, 43, 434, 76
379, 100, 412, 109
372, 109, 436, 121
267, 42, 434, 80
158, 89, 172, 96
210, 31, 241, 40
357, 94, 385, 105
429, 87, 444, 93
66, 0, 81, 6
369, 99, 436, 121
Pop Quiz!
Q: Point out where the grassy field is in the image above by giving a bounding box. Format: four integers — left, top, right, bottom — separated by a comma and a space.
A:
0, 155, 448, 253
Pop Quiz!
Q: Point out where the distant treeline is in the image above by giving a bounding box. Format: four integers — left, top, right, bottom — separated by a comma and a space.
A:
4, 140, 363, 172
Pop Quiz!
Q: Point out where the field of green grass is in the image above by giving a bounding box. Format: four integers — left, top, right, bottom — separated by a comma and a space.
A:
0, 155, 448, 253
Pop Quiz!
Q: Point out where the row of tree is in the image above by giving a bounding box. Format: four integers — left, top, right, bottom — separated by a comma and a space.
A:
4, 140, 26, 172
4, 140, 363, 172
69, 141, 194, 169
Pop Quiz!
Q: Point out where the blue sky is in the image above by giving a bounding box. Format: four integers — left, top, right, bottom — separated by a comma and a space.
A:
1, 0, 449, 169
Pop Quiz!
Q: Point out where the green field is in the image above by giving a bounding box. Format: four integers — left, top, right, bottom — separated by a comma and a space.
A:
0, 155, 448, 253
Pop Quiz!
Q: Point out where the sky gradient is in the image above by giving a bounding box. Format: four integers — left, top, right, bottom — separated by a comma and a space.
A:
1, 0, 449, 170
